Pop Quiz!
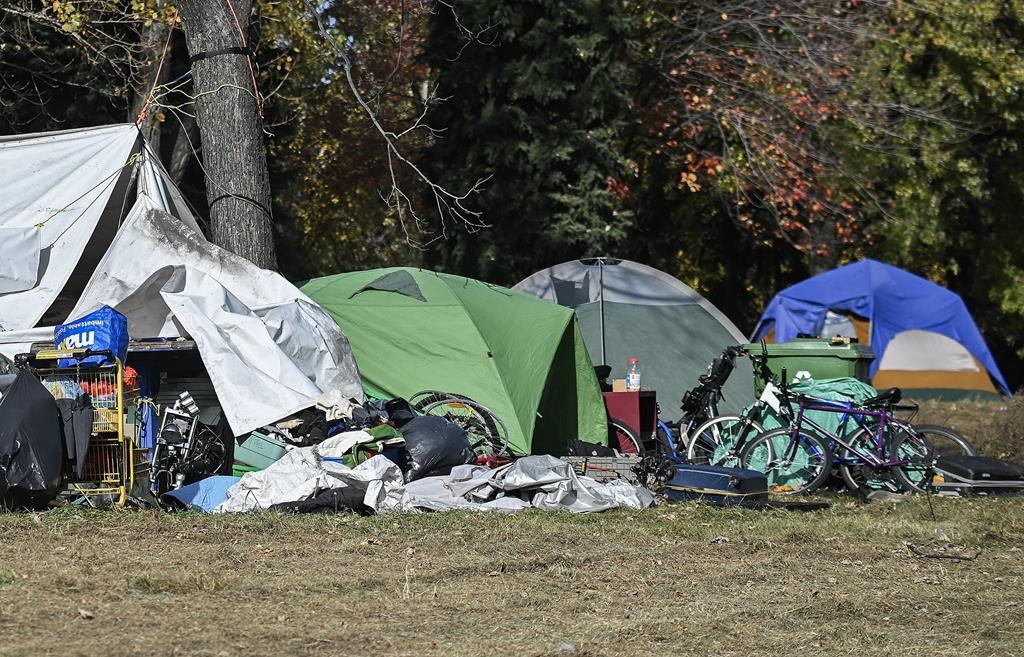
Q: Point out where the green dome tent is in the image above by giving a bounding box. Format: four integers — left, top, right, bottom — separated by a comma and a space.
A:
514, 258, 754, 420
301, 268, 607, 455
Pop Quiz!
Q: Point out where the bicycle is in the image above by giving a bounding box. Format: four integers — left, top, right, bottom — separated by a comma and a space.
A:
686, 343, 893, 469
673, 346, 747, 454
739, 382, 935, 495
410, 390, 514, 457
684, 344, 785, 466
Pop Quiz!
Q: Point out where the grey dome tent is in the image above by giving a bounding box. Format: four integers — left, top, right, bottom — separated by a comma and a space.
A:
514, 258, 753, 419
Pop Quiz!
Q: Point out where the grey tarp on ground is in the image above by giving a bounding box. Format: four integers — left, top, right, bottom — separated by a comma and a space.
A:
216, 438, 655, 514
413, 455, 656, 513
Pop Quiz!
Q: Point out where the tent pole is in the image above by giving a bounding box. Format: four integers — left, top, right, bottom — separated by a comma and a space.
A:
598, 257, 606, 365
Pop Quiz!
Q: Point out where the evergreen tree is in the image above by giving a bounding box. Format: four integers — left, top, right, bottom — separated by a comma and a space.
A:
420, 0, 632, 283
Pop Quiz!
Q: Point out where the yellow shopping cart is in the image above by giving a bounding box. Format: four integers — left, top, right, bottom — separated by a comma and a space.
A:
23, 348, 138, 506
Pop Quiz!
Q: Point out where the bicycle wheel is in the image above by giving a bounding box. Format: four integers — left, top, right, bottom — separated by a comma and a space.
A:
410, 390, 463, 412
837, 425, 903, 494
912, 424, 977, 459
421, 398, 511, 456
608, 417, 643, 455
685, 415, 763, 467
892, 427, 936, 494
740, 427, 832, 494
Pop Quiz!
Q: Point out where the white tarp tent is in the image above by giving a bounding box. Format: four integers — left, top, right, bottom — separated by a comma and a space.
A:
0, 124, 363, 435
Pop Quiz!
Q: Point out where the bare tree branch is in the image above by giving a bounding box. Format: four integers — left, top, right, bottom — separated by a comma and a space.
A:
300, 0, 490, 248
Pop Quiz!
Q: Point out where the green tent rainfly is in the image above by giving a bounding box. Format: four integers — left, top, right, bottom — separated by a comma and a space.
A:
301, 268, 608, 455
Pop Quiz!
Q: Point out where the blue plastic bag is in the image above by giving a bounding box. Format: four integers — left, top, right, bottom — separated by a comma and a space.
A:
53, 306, 129, 368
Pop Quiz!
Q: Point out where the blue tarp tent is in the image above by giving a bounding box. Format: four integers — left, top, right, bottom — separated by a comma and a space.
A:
753, 259, 1010, 398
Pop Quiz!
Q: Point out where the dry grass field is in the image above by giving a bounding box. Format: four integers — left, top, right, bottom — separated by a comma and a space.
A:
1, 496, 1022, 657
1, 397, 1023, 657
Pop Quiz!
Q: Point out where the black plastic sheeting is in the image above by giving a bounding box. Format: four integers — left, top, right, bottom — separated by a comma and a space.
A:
55, 398, 93, 479
400, 416, 475, 482
0, 370, 64, 509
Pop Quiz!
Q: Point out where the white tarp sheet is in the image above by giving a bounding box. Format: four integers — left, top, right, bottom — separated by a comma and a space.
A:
116, 264, 362, 434
0, 130, 364, 434
0, 227, 40, 294
0, 124, 140, 330
67, 205, 363, 435
217, 434, 414, 513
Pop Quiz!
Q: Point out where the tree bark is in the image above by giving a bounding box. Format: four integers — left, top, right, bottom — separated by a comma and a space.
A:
168, 113, 198, 186
176, 0, 277, 269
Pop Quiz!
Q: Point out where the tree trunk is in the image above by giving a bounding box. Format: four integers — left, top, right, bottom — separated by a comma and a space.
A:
168, 113, 198, 186
176, 0, 277, 269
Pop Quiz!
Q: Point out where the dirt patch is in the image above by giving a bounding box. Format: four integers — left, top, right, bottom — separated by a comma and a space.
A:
0, 500, 1022, 657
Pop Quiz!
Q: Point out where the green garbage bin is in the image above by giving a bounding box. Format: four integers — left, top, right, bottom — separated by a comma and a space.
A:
743, 337, 875, 396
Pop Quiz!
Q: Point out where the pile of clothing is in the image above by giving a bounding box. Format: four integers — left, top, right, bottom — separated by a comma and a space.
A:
255, 392, 413, 448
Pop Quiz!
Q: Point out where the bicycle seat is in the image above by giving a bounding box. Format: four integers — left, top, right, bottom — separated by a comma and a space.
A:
861, 387, 902, 407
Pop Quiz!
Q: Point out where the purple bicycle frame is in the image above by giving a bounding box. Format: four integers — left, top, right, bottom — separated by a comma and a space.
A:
785, 396, 916, 468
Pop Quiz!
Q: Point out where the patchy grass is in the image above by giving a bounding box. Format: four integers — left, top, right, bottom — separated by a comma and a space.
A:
915, 394, 1024, 462
1, 500, 1023, 657
1, 398, 1020, 656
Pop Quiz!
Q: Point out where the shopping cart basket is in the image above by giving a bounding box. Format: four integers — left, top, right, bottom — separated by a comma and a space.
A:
21, 348, 138, 506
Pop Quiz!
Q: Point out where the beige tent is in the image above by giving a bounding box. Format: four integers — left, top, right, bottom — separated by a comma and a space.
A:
820, 313, 999, 398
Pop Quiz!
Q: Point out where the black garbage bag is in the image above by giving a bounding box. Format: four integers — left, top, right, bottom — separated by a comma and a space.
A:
400, 415, 476, 482
0, 370, 64, 509
568, 439, 617, 457
290, 408, 328, 447
384, 397, 416, 428
269, 484, 374, 515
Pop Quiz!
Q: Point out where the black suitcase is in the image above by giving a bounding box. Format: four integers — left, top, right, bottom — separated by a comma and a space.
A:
933, 455, 1024, 495
660, 461, 768, 505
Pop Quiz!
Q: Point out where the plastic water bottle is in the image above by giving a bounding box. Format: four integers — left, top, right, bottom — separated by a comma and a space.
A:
626, 357, 641, 391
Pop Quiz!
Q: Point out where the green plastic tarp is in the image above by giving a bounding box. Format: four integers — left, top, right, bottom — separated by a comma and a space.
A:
301, 268, 607, 455
715, 377, 878, 487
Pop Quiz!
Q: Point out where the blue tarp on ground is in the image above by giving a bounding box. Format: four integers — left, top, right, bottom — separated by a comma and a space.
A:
752, 259, 1009, 395
161, 475, 239, 512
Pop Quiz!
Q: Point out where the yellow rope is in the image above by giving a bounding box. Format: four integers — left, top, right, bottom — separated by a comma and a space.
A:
34, 152, 141, 230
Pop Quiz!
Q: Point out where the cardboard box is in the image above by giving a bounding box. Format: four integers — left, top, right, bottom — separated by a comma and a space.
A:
612, 379, 627, 392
